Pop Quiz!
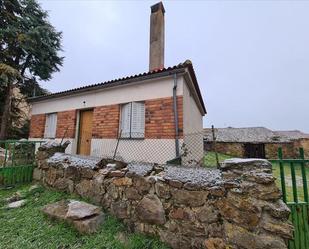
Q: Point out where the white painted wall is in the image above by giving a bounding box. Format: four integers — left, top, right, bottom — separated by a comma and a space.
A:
31, 76, 183, 115
182, 79, 204, 165
91, 138, 180, 164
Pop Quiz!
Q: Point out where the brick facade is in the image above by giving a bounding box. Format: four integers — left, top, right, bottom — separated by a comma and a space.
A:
56, 110, 77, 138
30, 96, 184, 140
92, 104, 120, 139
145, 96, 183, 139
29, 114, 46, 138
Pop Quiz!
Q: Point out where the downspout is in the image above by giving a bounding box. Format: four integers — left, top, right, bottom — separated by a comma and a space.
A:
173, 73, 180, 157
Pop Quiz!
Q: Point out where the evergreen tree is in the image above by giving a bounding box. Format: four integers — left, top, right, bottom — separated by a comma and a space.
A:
0, 0, 63, 139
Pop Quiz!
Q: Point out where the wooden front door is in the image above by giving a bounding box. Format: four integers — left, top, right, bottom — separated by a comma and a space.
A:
78, 110, 93, 155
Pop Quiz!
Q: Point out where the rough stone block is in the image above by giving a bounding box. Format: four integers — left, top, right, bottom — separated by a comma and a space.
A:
136, 194, 166, 225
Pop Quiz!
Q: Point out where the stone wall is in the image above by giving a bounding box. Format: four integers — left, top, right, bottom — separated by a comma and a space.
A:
33, 142, 293, 249
204, 142, 244, 157
205, 141, 302, 159
264, 142, 296, 159
293, 138, 309, 158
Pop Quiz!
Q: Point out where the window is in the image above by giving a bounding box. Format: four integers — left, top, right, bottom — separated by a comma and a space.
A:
44, 113, 57, 138
120, 102, 145, 138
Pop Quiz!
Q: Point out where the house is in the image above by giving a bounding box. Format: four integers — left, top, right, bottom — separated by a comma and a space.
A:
204, 127, 309, 159
28, 2, 206, 165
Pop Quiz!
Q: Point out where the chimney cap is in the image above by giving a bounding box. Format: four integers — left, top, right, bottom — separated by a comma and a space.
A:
151, 2, 165, 14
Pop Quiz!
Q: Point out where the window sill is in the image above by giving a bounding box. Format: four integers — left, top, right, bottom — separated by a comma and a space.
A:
119, 137, 145, 141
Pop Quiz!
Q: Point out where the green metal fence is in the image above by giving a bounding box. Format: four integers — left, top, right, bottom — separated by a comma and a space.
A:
270, 148, 309, 249
0, 140, 43, 186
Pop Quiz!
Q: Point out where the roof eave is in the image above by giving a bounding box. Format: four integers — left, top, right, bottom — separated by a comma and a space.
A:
28, 67, 186, 103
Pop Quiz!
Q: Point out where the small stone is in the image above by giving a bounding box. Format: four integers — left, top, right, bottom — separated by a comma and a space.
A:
168, 179, 183, 188
243, 171, 275, 184
169, 207, 194, 221
133, 176, 151, 194
7, 199, 26, 209
98, 168, 110, 175
136, 194, 166, 225
183, 182, 200, 190
75, 180, 92, 198
261, 214, 294, 239
204, 238, 226, 249
106, 163, 117, 170
32, 168, 42, 181
54, 178, 69, 190
264, 200, 290, 219
6, 192, 22, 203
195, 205, 218, 223
97, 158, 127, 170
171, 189, 207, 207
111, 201, 128, 219
80, 167, 95, 179
208, 186, 225, 197
125, 188, 142, 200
155, 182, 171, 199
66, 200, 101, 220
72, 213, 104, 234
29, 184, 40, 192
220, 158, 272, 172
110, 170, 125, 177
223, 180, 240, 189
42, 200, 69, 220
244, 182, 281, 201
113, 177, 132, 186
64, 166, 80, 180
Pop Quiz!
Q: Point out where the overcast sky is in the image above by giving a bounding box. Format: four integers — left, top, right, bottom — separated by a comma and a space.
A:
38, 0, 309, 133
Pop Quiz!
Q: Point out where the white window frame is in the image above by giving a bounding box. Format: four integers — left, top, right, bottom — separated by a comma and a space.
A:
120, 102, 145, 139
44, 113, 57, 139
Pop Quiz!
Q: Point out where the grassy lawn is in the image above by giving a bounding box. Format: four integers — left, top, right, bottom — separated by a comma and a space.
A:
271, 162, 309, 203
0, 184, 169, 249
204, 151, 233, 168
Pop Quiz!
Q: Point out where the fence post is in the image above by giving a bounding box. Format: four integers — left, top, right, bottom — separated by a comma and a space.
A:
113, 130, 122, 160
299, 147, 308, 202
211, 125, 219, 168
278, 147, 287, 203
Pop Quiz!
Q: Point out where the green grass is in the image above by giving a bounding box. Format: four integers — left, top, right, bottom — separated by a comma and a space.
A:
0, 184, 169, 249
271, 162, 309, 203
204, 151, 233, 168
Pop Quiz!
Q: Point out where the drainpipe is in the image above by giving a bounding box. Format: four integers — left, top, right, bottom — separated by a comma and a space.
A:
173, 73, 180, 157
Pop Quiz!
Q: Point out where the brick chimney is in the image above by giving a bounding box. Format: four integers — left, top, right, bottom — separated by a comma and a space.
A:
149, 2, 165, 71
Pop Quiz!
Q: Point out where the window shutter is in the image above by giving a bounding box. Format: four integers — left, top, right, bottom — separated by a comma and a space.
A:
44, 113, 57, 138
120, 103, 131, 138
131, 102, 145, 138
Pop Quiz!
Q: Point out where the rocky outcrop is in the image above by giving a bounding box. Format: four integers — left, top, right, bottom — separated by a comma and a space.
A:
35, 144, 293, 249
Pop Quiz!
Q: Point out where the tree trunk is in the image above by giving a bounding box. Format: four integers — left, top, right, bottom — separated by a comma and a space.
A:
0, 82, 13, 140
